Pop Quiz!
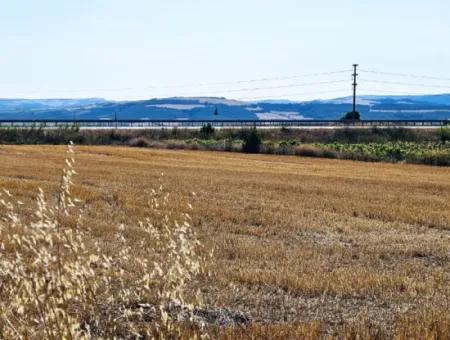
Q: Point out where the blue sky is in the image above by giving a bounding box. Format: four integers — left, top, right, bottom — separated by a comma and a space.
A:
1, 0, 449, 100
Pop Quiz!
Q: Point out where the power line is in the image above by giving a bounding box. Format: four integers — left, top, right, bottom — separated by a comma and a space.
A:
4, 67, 449, 99
237, 88, 350, 100
358, 88, 425, 96
360, 69, 450, 82
175, 79, 349, 95
146, 70, 352, 89
144, 79, 349, 99
360, 78, 450, 90
0, 70, 352, 95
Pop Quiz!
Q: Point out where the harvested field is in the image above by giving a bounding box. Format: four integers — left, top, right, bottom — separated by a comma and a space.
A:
0, 145, 449, 338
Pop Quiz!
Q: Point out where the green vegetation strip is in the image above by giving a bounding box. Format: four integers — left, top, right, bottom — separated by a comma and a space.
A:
0, 125, 449, 166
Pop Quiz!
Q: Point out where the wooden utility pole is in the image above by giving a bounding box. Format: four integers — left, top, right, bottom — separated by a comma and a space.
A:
352, 64, 358, 113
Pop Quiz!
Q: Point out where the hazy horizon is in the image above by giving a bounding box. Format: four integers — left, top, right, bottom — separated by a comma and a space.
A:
2, 93, 450, 104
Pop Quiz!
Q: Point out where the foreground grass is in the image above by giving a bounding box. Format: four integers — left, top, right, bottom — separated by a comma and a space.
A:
0, 145, 449, 338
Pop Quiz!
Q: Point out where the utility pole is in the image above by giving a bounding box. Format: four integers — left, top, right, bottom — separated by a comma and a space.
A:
352, 64, 358, 113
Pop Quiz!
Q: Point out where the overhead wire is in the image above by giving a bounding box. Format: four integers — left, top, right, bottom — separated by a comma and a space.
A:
1, 70, 352, 95
146, 70, 352, 89
360, 69, 450, 82
170, 79, 350, 97
357, 88, 426, 96
237, 88, 350, 100
3, 67, 450, 101
359, 79, 450, 90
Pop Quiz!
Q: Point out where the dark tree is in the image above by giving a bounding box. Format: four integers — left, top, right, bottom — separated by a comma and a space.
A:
341, 111, 361, 121
242, 128, 261, 153
200, 123, 215, 138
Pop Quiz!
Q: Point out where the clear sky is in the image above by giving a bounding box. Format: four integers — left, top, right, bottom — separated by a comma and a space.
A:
1, 0, 449, 100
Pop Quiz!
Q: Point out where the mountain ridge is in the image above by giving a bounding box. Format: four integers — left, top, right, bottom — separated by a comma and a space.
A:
1, 94, 449, 121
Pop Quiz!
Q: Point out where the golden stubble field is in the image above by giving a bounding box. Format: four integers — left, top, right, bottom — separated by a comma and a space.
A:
0, 145, 449, 338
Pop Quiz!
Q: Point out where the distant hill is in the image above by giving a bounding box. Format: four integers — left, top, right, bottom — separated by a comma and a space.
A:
0, 98, 108, 113
0, 95, 449, 121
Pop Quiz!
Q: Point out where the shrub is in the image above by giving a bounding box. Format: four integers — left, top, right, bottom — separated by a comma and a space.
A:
224, 138, 233, 152
242, 129, 261, 153
438, 126, 450, 142
200, 123, 215, 138
385, 127, 414, 142
277, 141, 291, 155
280, 126, 290, 134
294, 145, 323, 157
166, 140, 188, 149
128, 136, 151, 147
0, 126, 441, 146
293, 145, 338, 159
262, 141, 276, 154
418, 152, 450, 166
321, 149, 339, 159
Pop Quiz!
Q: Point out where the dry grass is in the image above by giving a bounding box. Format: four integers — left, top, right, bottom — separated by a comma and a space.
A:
0, 144, 210, 338
0, 145, 449, 339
